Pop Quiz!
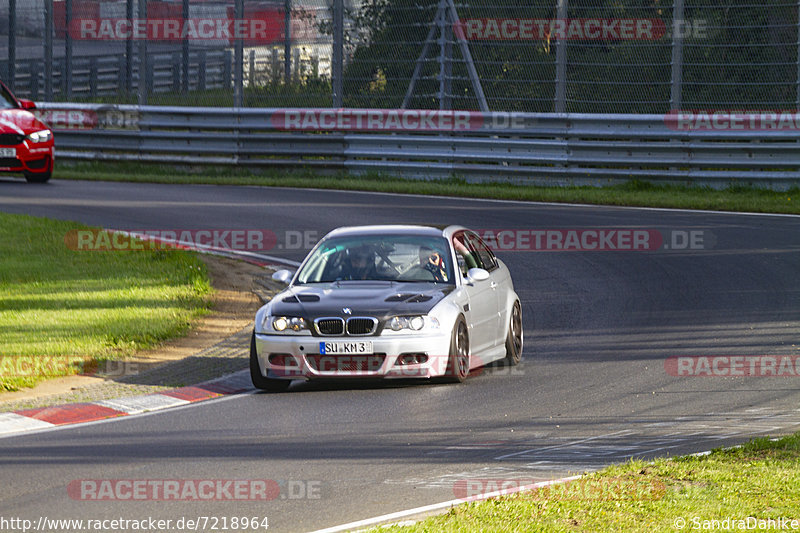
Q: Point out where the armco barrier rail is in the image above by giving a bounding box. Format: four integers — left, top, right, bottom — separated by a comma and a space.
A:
35, 103, 800, 189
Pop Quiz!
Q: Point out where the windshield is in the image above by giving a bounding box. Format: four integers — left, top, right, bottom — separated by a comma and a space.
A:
296, 234, 454, 284
0, 84, 18, 110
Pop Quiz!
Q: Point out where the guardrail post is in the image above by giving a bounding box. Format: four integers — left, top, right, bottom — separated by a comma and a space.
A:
332, 0, 344, 107
224, 51, 232, 89
44, 0, 53, 99
89, 57, 98, 98
249, 50, 256, 88
554, 0, 568, 113
198, 50, 207, 91
172, 52, 181, 93
30, 62, 41, 99
670, 0, 684, 111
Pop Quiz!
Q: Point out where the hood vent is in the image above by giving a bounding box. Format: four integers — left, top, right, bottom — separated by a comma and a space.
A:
282, 294, 321, 303
385, 293, 433, 303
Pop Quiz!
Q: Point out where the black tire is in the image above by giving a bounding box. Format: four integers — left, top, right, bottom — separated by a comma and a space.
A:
250, 331, 291, 392
24, 170, 51, 183
504, 301, 523, 366
444, 316, 470, 383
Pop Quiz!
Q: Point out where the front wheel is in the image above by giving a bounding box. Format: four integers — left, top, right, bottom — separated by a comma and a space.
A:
504, 301, 523, 366
250, 331, 291, 392
24, 170, 51, 183
444, 317, 470, 383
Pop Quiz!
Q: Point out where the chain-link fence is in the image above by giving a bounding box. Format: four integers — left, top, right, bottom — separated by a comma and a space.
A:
2, 0, 799, 112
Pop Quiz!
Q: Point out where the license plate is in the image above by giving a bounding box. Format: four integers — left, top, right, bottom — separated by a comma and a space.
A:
319, 341, 373, 355
0, 148, 16, 157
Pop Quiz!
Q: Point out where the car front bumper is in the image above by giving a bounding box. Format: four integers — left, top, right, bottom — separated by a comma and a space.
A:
254, 332, 453, 380
0, 142, 53, 175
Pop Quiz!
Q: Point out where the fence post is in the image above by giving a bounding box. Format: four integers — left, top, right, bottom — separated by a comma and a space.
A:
284, 0, 292, 83
797, 0, 800, 107
670, 0, 684, 111
554, 0, 568, 113
234, 0, 244, 107
332, 0, 343, 107
437, 0, 451, 110
65, 0, 72, 97
44, 0, 53, 99
182, 0, 189, 94
137, 0, 147, 104
8, 0, 15, 91
126, 0, 133, 95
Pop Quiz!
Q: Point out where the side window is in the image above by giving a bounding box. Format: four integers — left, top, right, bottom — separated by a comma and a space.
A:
465, 231, 498, 272
452, 232, 479, 276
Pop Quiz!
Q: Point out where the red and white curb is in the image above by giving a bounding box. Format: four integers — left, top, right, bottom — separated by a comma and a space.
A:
0, 371, 252, 437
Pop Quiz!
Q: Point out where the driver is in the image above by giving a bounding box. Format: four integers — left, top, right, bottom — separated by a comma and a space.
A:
344, 245, 378, 280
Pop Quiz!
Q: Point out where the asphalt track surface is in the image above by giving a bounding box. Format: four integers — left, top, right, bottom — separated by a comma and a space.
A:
1, 179, 799, 532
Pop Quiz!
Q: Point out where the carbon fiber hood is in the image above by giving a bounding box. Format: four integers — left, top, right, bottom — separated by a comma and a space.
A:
269, 281, 454, 320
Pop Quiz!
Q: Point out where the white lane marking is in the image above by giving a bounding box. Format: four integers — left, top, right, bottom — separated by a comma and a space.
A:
494, 429, 633, 460
307, 476, 581, 533
96, 394, 190, 415
0, 413, 55, 435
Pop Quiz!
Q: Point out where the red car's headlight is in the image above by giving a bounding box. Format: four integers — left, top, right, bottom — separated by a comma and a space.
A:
27, 130, 52, 143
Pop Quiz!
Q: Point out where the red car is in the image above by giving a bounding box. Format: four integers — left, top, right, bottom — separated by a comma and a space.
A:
0, 81, 54, 183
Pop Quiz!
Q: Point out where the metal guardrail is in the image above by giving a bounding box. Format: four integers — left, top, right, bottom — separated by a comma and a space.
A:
4, 50, 233, 99
35, 103, 800, 189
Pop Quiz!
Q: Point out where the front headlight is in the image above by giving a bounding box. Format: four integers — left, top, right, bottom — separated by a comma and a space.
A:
27, 130, 53, 143
263, 315, 310, 334
386, 315, 440, 333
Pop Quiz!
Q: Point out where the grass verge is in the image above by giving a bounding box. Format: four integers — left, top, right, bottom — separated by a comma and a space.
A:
0, 212, 212, 392
55, 162, 800, 215
375, 433, 800, 532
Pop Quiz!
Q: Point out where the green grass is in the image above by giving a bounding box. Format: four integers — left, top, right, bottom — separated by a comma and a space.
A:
376, 433, 800, 532
55, 162, 800, 215
0, 212, 212, 391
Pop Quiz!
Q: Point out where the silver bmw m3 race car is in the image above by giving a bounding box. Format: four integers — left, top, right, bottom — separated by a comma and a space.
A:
250, 225, 523, 391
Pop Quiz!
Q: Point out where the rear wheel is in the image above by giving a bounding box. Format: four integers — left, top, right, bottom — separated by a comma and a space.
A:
250, 331, 291, 392
444, 317, 470, 383
504, 301, 523, 366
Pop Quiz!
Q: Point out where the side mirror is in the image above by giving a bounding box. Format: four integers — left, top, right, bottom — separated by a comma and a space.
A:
271, 269, 295, 285
466, 268, 490, 283
18, 99, 36, 110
